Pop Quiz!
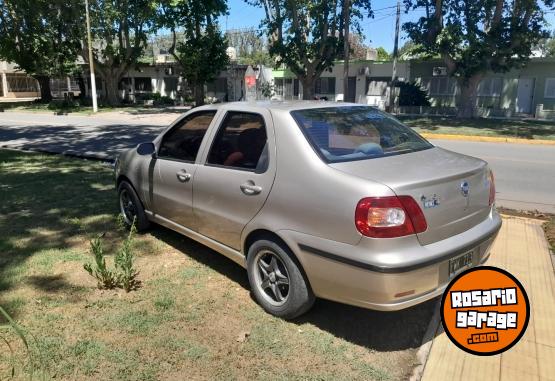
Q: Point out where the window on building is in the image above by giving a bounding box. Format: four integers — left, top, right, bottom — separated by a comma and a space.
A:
206, 78, 227, 93
274, 78, 284, 97
423, 77, 458, 96
366, 78, 389, 96
164, 77, 178, 92
6, 74, 38, 92
544, 78, 555, 98
134, 77, 152, 92
478, 78, 503, 96
315, 77, 336, 94
274, 78, 298, 99
118, 78, 132, 90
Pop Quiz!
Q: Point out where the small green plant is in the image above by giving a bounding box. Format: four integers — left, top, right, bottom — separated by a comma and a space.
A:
115, 213, 127, 232
84, 234, 120, 290
0, 306, 46, 379
84, 218, 140, 292
114, 223, 141, 292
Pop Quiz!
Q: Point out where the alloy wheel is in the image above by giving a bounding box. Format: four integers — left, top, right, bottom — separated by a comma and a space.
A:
252, 249, 290, 306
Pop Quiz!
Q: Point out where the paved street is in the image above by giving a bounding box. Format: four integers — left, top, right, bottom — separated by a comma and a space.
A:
0, 111, 175, 160
431, 140, 555, 213
0, 111, 553, 213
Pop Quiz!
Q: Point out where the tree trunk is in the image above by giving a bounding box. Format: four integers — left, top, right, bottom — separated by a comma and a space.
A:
104, 76, 119, 106
36, 76, 52, 103
301, 76, 315, 100
195, 83, 205, 106
456, 75, 483, 118
76, 74, 86, 101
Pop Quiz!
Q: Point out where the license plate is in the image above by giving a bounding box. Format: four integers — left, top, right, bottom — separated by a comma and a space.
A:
449, 251, 473, 277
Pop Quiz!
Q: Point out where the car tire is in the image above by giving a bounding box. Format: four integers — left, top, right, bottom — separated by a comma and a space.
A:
117, 181, 150, 232
247, 238, 315, 319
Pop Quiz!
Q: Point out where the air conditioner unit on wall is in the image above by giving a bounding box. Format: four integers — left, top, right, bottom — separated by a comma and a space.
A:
433, 67, 448, 76
358, 67, 370, 76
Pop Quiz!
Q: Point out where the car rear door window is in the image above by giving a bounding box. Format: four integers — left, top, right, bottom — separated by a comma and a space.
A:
158, 111, 216, 162
207, 112, 268, 172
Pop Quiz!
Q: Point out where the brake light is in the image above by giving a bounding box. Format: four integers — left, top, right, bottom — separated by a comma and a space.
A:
488, 170, 496, 206
355, 196, 427, 238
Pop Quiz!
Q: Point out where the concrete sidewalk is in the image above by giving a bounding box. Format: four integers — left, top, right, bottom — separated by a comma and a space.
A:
422, 216, 555, 381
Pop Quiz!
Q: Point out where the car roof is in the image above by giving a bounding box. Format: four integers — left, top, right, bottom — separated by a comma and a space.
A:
195, 101, 373, 113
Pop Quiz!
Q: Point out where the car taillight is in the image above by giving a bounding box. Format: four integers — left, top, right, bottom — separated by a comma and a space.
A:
355, 196, 427, 238
488, 170, 496, 206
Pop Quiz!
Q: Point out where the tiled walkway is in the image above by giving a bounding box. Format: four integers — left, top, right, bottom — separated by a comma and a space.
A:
422, 216, 555, 381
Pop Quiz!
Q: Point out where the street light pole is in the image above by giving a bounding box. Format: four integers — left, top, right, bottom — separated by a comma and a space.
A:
389, 0, 401, 113
85, 0, 98, 113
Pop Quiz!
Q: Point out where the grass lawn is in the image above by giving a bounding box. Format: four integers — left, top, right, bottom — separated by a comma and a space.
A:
399, 116, 555, 140
0, 149, 435, 381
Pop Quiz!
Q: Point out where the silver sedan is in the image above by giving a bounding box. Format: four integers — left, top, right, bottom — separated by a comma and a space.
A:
115, 102, 501, 319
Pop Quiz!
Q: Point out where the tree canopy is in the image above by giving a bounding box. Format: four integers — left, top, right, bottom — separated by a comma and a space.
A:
85, 0, 159, 105
160, 0, 229, 106
226, 28, 273, 66
376, 47, 391, 61
0, 0, 84, 101
249, 0, 372, 99
403, 0, 555, 117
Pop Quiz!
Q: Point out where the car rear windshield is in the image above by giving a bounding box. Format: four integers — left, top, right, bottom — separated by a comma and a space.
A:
291, 106, 433, 163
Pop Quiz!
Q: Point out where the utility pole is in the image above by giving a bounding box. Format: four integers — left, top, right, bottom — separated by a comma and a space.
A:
85, 0, 98, 113
389, 0, 401, 113
342, 0, 351, 102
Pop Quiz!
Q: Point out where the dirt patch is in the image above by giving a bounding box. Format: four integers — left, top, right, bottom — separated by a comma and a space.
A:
543, 216, 555, 253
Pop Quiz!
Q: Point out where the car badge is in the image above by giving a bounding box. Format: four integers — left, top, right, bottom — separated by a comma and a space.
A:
421, 194, 440, 209
460, 181, 470, 198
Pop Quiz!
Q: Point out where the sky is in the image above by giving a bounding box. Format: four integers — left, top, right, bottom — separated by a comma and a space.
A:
219, 0, 430, 53
219, 0, 555, 53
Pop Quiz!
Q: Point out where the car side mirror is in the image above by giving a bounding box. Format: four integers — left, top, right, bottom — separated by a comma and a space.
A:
137, 142, 156, 156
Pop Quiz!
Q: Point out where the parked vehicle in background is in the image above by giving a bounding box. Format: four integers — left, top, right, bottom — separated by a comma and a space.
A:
115, 101, 501, 319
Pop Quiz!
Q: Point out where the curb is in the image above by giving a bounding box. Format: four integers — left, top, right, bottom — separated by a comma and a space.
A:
420, 133, 555, 145
409, 299, 442, 381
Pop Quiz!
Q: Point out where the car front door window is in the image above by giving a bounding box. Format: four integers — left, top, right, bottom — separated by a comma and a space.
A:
159, 111, 216, 162
151, 111, 216, 229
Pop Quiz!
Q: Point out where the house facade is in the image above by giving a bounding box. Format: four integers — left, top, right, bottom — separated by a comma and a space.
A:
271, 60, 411, 108
5, 54, 555, 119
411, 58, 555, 118
271, 57, 555, 119
0, 61, 40, 100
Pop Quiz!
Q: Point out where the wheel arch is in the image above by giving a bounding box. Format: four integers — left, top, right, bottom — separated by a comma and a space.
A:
243, 229, 313, 292
116, 175, 146, 208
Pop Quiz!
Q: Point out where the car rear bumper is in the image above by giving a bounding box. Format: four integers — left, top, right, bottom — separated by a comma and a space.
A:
280, 209, 502, 311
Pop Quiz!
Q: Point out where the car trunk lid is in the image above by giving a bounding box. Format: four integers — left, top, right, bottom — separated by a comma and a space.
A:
331, 147, 491, 245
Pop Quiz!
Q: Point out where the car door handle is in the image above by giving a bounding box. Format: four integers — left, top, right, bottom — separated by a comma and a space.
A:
176, 170, 191, 183
240, 181, 262, 195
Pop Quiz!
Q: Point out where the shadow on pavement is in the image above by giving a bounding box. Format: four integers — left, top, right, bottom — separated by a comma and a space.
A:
0, 123, 165, 160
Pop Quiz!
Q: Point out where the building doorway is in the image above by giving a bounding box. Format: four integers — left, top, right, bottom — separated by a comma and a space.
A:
516, 78, 535, 114
346, 77, 357, 102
